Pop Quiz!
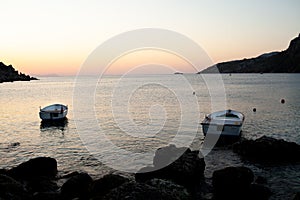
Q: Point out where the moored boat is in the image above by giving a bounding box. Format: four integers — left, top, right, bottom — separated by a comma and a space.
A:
174, 72, 183, 74
201, 109, 245, 137
39, 104, 68, 121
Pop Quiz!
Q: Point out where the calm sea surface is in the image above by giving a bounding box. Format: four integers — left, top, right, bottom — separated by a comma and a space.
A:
0, 74, 300, 199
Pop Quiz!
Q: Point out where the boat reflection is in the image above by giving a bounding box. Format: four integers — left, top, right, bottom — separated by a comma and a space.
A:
40, 118, 68, 131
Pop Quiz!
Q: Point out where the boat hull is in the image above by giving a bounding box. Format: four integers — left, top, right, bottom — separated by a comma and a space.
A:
201, 123, 242, 137
201, 109, 244, 137
39, 104, 68, 121
39, 111, 67, 121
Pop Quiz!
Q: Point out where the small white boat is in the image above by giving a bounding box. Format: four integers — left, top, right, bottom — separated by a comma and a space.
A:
201, 109, 245, 137
39, 104, 68, 121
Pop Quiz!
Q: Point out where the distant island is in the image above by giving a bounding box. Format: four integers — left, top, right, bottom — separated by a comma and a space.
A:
198, 33, 300, 73
0, 62, 37, 83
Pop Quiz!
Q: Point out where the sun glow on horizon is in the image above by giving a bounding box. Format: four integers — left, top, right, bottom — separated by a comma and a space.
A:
1, 0, 300, 76
103, 50, 197, 75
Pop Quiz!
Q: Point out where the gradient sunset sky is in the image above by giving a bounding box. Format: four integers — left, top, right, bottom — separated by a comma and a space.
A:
1, 0, 300, 75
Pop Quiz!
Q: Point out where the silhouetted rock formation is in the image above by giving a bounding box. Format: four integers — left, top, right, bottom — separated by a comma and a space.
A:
293, 192, 300, 200
199, 33, 300, 73
61, 172, 93, 200
135, 144, 206, 189
0, 62, 37, 83
0, 151, 281, 199
0, 174, 30, 200
102, 181, 191, 200
233, 136, 300, 163
91, 174, 130, 199
0, 157, 58, 200
212, 166, 271, 200
8, 157, 58, 180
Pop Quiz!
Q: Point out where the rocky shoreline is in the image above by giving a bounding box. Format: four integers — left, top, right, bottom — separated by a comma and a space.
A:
1, 136, 299, 200
199, 33, 300, 73
0, 62, 37, 83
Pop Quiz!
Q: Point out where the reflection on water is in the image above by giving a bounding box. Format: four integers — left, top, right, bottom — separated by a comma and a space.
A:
0, 75, 300, 199
40, 118, 68, 131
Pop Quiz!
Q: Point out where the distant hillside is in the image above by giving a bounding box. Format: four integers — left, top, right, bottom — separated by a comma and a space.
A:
0, 62, 38, 83
199, 34, 300, 73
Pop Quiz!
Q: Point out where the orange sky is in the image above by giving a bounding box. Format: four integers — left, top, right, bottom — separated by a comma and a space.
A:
105, 50, 196, 75
1, 0, 300, 76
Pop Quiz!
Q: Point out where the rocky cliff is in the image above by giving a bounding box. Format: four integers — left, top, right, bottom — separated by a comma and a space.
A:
199, 33, 300, 73
0, 62, 37, 83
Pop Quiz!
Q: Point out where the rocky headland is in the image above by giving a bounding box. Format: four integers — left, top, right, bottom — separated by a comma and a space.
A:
199, 33, 300, 73
1, 136, 300, 200
0, 62, 37, 83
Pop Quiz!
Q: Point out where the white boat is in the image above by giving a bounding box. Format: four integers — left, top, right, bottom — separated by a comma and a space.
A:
39, 104, 68, 121
201, 109, 245, 137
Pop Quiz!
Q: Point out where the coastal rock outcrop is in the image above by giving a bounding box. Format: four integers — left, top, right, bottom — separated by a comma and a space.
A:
61, 172, 93, 199
102, 181, 191, 200
233, 136, 300, 163
8, 157, 58, 180
135, 144, 206, 189
91, 174, 130, 199
0, 62, 37, 83
212, 166, 271, 200
293, 192, 300, 200
0, 150, 284, 199
0, 157, 59, 200
199, 33, 300, 73
0, 174, 29, 200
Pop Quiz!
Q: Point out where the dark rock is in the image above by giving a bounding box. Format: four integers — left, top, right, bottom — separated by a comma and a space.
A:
153, 144, 189, 168
293, 192, 300, 200
255, 176, 268, 184
27, 177, 59, 193
91, 174, 130, 199
135, 145, 205, 189
59, 171, 80, 179
102, 181, 191, 200
215, 135, 241, 146
8, 157, 58, 180
61, 172, 93, 200
135, 166, 158, 181
212, 166, 254, 199
0, 174, 30, 200
0, 62, 38, 83
145, 179, 191, 200
32, 192, 61, 200
0, 169, 8, 175
248, 184, 272, 200
199, 33, 300, 73
233, 136, 300, 163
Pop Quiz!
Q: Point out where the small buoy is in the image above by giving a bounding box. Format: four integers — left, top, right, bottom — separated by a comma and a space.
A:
193, 91, 195, 95
253, 108, 256, 112
281, 99, 285, 104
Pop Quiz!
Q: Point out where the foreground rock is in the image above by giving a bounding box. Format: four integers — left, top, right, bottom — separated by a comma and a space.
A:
0, 157, 58, 200
8, 157, 58, 180
91, 174, 130, 199
61, 172, 93, 199
0, 156, 194, 200
0, 174, 29, 200
213, 166, 271, 200
233, 136, 300, 163
293, 192, 300, 200
135, 144, 205, 189
0, 151, 280, 199
102, 181, 191, 200
0, 62, 37, 83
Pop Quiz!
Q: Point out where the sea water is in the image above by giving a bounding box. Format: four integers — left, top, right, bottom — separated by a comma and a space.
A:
0, 74, 299, 199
